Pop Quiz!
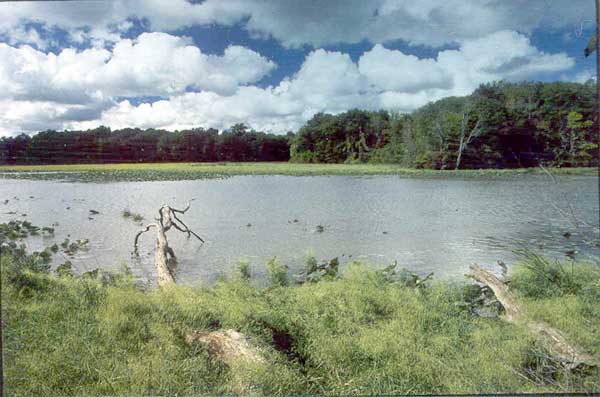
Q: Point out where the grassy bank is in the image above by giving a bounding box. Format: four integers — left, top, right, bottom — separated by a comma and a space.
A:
2, 242, 599, 395
0, 162, 596, 182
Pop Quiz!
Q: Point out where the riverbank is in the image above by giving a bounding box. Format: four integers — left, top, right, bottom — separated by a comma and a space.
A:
0, 162, 596, 182
2, 241, 599, 396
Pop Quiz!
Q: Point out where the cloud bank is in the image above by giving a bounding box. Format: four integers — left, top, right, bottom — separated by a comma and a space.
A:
0, 1, 587, 135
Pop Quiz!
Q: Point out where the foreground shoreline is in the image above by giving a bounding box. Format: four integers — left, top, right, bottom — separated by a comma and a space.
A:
2, 221, 599, 395
0, 162, 596, 181
2, 248, 599, 396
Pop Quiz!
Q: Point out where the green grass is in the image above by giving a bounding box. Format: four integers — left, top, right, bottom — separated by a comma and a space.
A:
0, 162, 595, 182
2, 248, 599, 396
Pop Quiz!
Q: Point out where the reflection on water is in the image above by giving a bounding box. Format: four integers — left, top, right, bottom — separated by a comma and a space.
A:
1, 175, 598, 284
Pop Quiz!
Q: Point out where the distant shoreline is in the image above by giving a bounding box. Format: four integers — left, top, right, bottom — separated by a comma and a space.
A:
0, 162, 596, 182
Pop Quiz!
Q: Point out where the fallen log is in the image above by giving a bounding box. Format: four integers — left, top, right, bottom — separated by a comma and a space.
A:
470, 263, 596, 370
185, 329, 267, 394
133, 203, 266, 388
185, 329, 266, 367
134, 201, 204, 287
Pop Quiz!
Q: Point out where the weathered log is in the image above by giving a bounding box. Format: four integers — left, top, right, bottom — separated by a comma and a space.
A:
185, 329, 267, 394
134, 203, 265, 393
185, 329, 265, 367
134, 202, 203, 287
470, 263, 596, 370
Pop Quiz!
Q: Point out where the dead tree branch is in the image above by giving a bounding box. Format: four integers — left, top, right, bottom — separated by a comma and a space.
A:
172, 212, 205, 242
456, 104, 483, 170
470, 263, 596, 370
133, 202, 204, 287
134, 224, 157, 255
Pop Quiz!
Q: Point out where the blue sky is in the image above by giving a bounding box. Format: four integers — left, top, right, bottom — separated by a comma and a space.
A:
0, 0, 596, 135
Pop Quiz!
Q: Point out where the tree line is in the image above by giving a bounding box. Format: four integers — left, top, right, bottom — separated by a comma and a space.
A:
1, 80, 597, 168
0, 124, 291, 164
291, 80, 598, 168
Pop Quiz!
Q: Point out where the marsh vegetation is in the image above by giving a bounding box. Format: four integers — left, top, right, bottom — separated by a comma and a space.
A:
2, 222, 599, 396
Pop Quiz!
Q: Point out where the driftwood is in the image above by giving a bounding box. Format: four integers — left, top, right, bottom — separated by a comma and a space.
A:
185, 329, 265, 366
134, 201, 204, 287
470, 263, 596, 370
185, 329, 267, 394
134, 202, 265, 390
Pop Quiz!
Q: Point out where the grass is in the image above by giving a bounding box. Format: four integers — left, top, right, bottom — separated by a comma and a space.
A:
0, 162, 596, 182
2, 242, 599, 396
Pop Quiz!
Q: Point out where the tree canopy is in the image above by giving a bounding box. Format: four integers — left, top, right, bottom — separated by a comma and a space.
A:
0, 124, 291, 164
290, 80, 598, 169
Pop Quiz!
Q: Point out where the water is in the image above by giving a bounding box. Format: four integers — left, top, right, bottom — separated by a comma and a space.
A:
1, 175, 598, 284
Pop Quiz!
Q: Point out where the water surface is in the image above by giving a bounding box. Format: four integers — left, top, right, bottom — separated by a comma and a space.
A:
1, 175, 598, 284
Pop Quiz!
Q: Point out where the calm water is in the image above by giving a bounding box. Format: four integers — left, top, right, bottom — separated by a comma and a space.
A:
1, 175, 598, 284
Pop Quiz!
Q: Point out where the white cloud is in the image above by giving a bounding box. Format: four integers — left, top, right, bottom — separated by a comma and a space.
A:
4, 25, 49, 49
59, 31, 575, 135
93, 32, 275, 96
359, 44, 450, 92
0, 100, 100, 135
0, 0, 585, 136
0, 32, 275, 107
282, 49, 374, 113
69, 89, 306, 133
436, 30, 575, 96
0, 0, 593, 49
565, 69, 596, 84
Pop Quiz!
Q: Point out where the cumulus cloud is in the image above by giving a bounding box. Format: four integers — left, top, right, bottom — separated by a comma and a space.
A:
0, 0, 593, 49
0, 100, 97, 135
568, 69, 596, 84
92, 32, 275, 96
435, 30, 575, 96
0, 2, 581, 136
59, 31, 575, 135
359, 44, 451, 92
69, 88, 307, 133
0, 32, 275, 106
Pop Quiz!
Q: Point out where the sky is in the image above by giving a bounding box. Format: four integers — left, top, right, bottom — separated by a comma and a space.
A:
0, 0, 597, 136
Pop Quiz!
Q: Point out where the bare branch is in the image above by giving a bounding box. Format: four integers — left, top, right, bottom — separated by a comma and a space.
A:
134, 223, 157, 255
171, 199, 195, 214
172, 212, 205, 242
539, 163, 557, 184
455, 102, 482, 170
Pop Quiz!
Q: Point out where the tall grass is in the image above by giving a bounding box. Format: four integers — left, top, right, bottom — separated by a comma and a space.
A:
2, 250, 599, 396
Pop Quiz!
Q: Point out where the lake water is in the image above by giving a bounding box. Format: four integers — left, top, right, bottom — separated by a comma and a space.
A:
1, 175, 598, 284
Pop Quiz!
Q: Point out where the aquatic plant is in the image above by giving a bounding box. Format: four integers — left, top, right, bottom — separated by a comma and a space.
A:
0, 162, 594, 183
122, 208, 144, 222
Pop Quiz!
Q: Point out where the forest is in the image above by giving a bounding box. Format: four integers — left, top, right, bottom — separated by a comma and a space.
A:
290, 80, 598, 168
1, 80, 598, 168
0, 124, 292, 164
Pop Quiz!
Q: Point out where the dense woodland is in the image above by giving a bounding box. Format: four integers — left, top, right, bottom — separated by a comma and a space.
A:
1, 81, 598, 168
291, 81, 598, 168
0, 124, 291, 164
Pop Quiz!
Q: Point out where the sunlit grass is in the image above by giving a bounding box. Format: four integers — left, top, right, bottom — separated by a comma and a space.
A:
2, 251, 599, 396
